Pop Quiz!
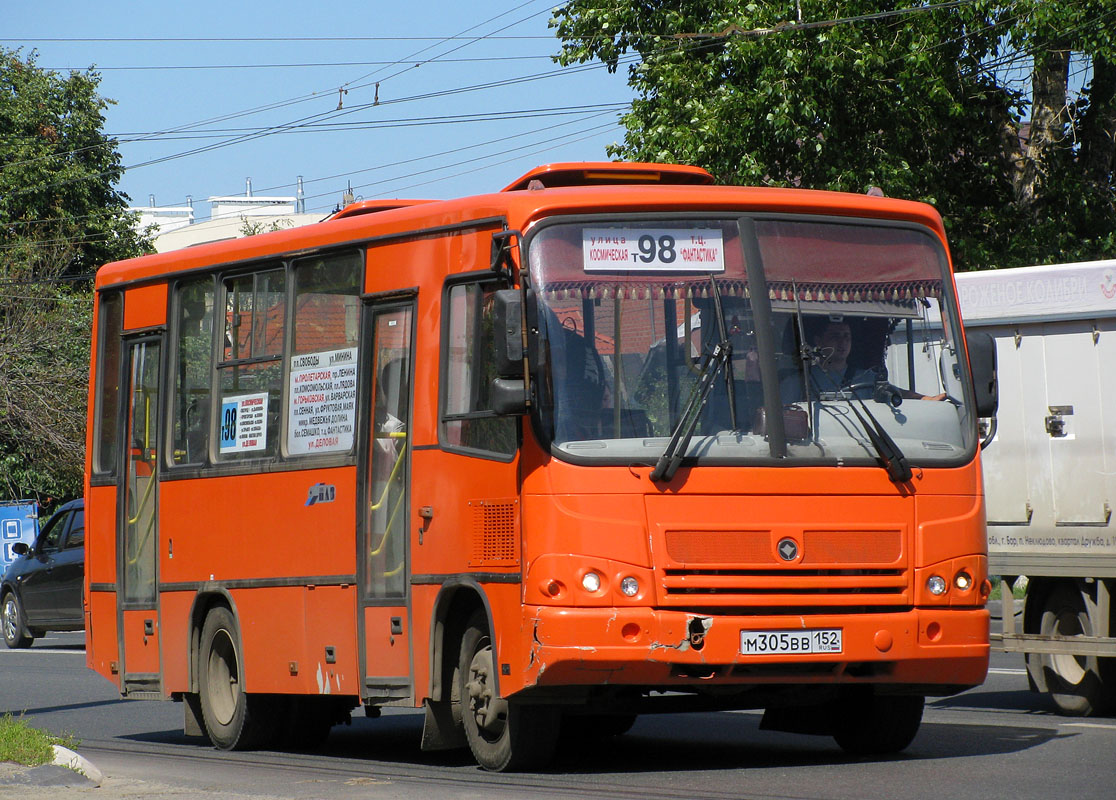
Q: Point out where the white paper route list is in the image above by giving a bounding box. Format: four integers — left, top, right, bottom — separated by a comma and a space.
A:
287, 347, 358, 455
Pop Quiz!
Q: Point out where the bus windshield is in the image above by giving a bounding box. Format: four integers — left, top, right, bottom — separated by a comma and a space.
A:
527, 216, 975, 467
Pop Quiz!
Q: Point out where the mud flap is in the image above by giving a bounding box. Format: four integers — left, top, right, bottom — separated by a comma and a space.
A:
420, 698, 467, 751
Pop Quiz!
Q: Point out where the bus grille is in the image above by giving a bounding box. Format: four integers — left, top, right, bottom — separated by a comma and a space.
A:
661, 567, 909, 605
657, 528, 909, 607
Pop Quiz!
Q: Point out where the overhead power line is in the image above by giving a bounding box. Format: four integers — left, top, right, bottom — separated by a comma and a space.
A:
673, 0, 980, 39
3, 35, 555, 43
40, 55, 557, 71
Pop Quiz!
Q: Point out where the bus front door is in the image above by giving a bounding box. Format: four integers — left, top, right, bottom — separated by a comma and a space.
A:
117, 336, 163, 695
358, 300, 415, 704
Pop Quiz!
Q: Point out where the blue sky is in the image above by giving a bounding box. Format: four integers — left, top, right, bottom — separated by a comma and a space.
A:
5, 1, 634, 221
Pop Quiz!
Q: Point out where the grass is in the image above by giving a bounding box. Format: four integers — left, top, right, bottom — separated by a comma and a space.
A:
988, 575, 1029, 602
0, 713, 79, 766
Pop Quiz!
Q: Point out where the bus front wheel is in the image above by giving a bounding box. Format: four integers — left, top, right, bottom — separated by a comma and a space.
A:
198, 606, 273, 750
832, 692, 923, 755
458, 609, 559, 771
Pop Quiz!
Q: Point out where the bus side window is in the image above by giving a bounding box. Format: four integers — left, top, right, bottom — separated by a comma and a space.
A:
172, 277, 215, 466
216, 268, 285, 460
442, 280, 517, 457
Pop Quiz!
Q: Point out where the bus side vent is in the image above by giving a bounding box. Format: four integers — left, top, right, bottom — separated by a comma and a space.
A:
469, 499, 519, 567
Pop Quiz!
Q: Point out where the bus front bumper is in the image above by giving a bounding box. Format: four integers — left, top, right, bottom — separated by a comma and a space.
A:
518, 605, 989, 693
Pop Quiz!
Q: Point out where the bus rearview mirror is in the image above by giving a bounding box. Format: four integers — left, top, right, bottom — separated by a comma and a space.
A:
966, 330, 998, 418
493, 289, 524, 377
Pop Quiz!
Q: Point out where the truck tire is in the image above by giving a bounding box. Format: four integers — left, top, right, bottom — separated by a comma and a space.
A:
1034, 584, 1114, 716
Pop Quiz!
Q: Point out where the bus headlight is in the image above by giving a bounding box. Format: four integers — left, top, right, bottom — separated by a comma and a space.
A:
926, 575, 948, 596
581, 571, 602, 593
620, 576, 640, 597
954, 571, 973, 592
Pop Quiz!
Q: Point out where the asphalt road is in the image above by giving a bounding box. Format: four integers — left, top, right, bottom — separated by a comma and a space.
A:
2, 631, 1114, 799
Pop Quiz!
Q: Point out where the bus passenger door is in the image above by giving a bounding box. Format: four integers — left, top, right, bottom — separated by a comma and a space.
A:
358, 300, 414, 703
117, 336, 163, 694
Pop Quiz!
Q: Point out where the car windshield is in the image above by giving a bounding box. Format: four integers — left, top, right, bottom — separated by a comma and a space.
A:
527, 216, 975, 468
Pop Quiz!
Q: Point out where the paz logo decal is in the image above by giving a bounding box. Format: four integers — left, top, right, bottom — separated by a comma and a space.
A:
306, 483, 337, 506
777, 538, 800, 562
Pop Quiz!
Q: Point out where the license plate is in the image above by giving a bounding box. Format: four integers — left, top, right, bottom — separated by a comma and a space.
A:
740, 628, 843, 655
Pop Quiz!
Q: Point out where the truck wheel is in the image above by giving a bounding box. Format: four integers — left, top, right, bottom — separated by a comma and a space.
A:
198, 606, 274, 750
458, 609, 559, 771
2, 592, 33, 649
833, 693, 923, 755
1036, 584, 1113, 716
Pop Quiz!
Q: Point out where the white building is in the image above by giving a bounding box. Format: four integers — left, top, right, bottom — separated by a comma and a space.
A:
132, 177, 329, 254
131, 195, 195, 236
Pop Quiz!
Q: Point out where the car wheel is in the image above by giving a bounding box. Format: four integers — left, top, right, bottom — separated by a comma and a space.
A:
2, 592, 33, 649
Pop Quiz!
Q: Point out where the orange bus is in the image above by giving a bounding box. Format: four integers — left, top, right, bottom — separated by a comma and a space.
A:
85, 162, 998, 771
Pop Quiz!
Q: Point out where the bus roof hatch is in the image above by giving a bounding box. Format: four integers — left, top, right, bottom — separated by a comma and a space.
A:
501, 162, 715, 192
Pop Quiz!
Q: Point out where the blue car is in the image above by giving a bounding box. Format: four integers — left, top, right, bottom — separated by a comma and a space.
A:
1, 499, 84, 649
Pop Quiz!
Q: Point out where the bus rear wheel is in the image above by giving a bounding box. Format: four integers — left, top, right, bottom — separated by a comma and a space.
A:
458, 610, 558, 771
832, 692, 923, 755
198, 606, 274, 750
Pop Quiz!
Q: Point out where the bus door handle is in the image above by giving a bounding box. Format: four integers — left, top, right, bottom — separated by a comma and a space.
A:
418, 506, 433, 544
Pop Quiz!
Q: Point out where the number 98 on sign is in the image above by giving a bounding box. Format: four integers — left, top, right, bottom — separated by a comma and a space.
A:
582, 228, 725, 272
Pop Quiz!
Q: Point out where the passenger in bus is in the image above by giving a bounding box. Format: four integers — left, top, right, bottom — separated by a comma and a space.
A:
551, 325, 608, 442
373, 359, 406, 466
782, 318, 945, 402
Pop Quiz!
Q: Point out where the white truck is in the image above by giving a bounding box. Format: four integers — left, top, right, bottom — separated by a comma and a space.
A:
955, 259, 1116, 715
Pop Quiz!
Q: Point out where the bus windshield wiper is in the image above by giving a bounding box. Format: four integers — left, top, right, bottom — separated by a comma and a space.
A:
811, 371, 912, 484
846, 390, 913, 483
649, 341, 730, 482
651, 276, 733, 483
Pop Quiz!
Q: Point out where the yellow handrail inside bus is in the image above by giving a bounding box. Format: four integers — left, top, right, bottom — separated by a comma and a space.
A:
369, 433, 407, 512
369, 481, 407, 558
127, 465, 157, 526
369, 430, 408, 578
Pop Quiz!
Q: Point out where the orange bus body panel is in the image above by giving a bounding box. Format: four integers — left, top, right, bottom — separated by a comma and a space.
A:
123, 283, 167, 330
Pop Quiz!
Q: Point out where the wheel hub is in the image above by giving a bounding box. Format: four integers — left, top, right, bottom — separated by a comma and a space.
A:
466, 645, 508, 735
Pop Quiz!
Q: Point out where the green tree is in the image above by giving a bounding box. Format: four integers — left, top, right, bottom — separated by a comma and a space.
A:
553, 1, 1116, 269
0, 233, 91, 505
1, 49, 151, 504
1, 48, 150, 273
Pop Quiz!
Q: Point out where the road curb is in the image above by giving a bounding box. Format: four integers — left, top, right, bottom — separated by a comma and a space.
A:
51, 745, 103, 787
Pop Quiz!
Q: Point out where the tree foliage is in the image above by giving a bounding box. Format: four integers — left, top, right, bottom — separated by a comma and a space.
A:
0, 233, 91, 505
1, 49, 151, 504
1, 47, 150, 273
552, 1, 1116, 269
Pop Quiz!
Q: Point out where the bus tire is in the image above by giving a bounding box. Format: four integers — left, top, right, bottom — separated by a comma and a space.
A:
1036, 584, 1113, 716
458, 609, 558, 771
832, 692, 923, 755
561, 712, 637, 740
276, 696, 337, 750
2, 592, 33, 649
198, 606, 273, 750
